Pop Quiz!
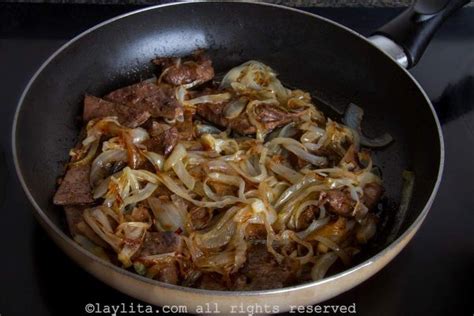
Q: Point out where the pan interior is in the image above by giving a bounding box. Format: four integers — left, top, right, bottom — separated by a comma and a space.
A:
14, 2, 441, 279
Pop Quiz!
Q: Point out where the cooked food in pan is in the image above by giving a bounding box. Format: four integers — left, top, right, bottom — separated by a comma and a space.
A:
54, 50, 387, 290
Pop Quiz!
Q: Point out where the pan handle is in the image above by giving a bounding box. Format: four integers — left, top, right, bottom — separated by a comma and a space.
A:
368, 0, 470, 68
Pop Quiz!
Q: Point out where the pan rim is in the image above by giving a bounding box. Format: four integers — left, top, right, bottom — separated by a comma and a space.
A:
11, 0, 445, 297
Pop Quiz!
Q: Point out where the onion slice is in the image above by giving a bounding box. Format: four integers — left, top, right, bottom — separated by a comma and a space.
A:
148, 197, 187, 232
343, 103, 393, 147
90, 149, 127, 187
268, 161, 303, 184
194, 206, 240, 249
185, 93, 231, 106
143, 151, 165, 171
172, 160, 196, 191
284, 144, 328, 167
311, 252, 338, 281
164, 143, 187, 171
223, 97, 248, 119
296, 217, 330, 240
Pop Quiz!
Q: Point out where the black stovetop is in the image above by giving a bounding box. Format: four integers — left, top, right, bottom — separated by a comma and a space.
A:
1, 4, 473, 316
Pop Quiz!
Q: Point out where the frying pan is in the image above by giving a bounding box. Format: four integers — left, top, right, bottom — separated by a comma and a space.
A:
12, 0, 469, 312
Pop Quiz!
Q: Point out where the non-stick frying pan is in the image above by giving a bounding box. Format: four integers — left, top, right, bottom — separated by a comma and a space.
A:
12, 0, 469, 312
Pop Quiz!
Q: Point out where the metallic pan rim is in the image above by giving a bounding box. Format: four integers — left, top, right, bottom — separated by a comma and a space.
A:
11, 0, 445, 308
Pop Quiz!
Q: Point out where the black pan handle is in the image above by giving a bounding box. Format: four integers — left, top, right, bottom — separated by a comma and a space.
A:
371, 0, 470, 68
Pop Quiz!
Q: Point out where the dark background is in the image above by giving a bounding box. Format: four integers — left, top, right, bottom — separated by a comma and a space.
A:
2, 0, 469, 6
0, 3, 473, 316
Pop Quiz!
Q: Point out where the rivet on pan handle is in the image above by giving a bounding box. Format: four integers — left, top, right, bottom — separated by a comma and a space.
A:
368, 0, 470, 69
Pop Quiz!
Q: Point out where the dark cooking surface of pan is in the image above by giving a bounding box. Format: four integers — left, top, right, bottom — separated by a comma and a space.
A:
13, 0, 443, 259
1, 3, 473, 315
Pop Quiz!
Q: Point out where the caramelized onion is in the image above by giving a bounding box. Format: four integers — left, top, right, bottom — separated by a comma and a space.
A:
148, 197, 187, 232
83, 206, 122, 252
296, 217, 330, 240
311, 252, 338, 281
143, 151, 165, 171
116, 222, 150, 267
223, 97, 248, 119
186, 93, 231, 106
194, 206, 240, 249
69, 59, 388, 286
343, 103, 393, 148
268, 161, 303, 184
283, 144, 327, 167
90, 149, 127, 187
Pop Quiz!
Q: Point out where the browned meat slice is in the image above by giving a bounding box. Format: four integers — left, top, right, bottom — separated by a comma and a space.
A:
149, 120, 170, 138
53, 164, 93, 205
309, 217, 351, 252
137, 232, 182, 257
142, 121, 179, 155
238, 244, 297, 290
175, 109, 195, 141
140, 85, 183, 121
129, 206, 151, 222
324, 189, 355, 216
321, 183, 382, 218
361, 182, 383, 210
197, 101, 303, 135
288, 151, 309, 169
64, 206, 108, 247
197, 273, 227, 290
83, 95, 150, 128
105, 82, 183, 121
162, 127, 179, 155
255, 103, 299, 129
231, 274, 248, 290
297, 206, 316, 230
153, 51, 214, 86
245, 224, 267, 240
162, 128, 180, 155
197, 102, 255, 134
154, 262, 180, 285
105, 81, 161, 104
